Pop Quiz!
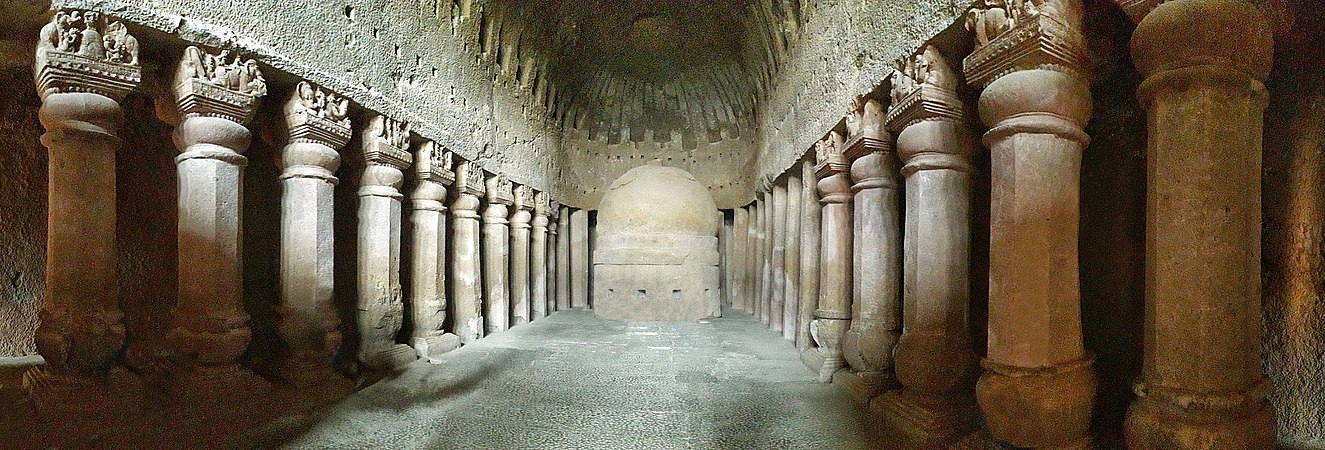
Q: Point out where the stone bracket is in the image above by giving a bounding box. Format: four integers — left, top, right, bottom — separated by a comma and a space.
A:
884, 85, 963, 133
36, 50, 140, 101
962, 13, 1089, 89
174, 77, 261, 124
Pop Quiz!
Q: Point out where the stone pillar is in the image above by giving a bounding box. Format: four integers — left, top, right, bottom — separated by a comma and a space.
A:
450, 161, 486, 344
556, 206, 572, 310
27, 10, 144, 419
719, 212, 732, 307
546, 204, 560, 313
744, 204, 758, 314
482, 173, 513, 333
783, 169, 802, 341
837, 98, 902, 402
808, 132, 851, 382
166, 45, 268, 399
531, 193, 551, 320
571, 209, 590, 308
756, 190, 770, 324
354, 114, 416, 371
875, 45, 978, 446
770, 180, 788, 333
408, 141, 458, 360
797, 156, 821, 351
509, 185, 534, 326
276, 81, 352, 387
963, 4, 1097, 446
1122, 1, 1277, 448
732, 207, 749, 314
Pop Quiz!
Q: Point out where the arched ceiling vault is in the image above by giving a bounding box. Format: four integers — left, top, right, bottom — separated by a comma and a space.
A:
473, 0, 802, 145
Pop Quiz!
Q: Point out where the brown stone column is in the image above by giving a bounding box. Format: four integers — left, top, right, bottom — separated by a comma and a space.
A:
770, 180, 788, 333
837, 98, 902, 402
571, 209, 590, 308
732, 207, 749, 313
355, 114, 416, 371
809, 132, 851, 382
797, 156, 821, 351
509, 185, 533, 326
782, 169, 802, 341
963, 4, 1097, 446
408, 142, 458, 360
165, 46, 268, 400
556, 206, 571, 310
276, 81, 352, 388
748, 202, 762, 315
757, 189, 771, 324
531, 192, 551, 320
876, 45, 978, 446
483, 174, 513, 333
546, 204, 560, 313
1123, 1, 1277, 447
451, 161, 485, 344
27, 10, 144, 419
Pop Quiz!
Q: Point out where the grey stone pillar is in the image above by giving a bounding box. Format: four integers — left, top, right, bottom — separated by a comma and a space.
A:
797, 156, 821, 351
483, 174, 513, 334
557, 206, 572, 310
837, 98, 902, 402
809, 132, 851, 382
964, 3, 1098, 445
355, 114, 416, 371
166, 45, 268, 401
450, 161, 485, 344
748, 202, 760, 315
783, 169, 802, 342
770, 180, 788, 333
408, 141, 458, 360
531, 193, 551, 320
876, 45, 977, 446
732, 207, 749, 313
719, 212, 732, 307
276, 81, 351, 388
509, 185, 533, 326
1123, 1, 1276, 448
571, 209, 591, 308
757, 190, 770, 324
28, 10, 143, 419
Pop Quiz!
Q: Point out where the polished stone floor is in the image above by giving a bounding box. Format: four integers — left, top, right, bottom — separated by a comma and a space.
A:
259, 307, 880, 449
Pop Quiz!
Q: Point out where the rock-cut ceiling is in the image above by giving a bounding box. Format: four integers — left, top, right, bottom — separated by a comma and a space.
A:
482, 0, 801, 144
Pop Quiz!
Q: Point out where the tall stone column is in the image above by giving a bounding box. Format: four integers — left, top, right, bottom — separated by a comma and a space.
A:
808, 132, 851, 382
509, 185, 534, 326
27, 10, 143, 419
837, 98, 902, 403
483, 173, 514, 333
408, 141, 458, 360
719, 212, 732, 307
571, 209, 590, 308
797, 156, 821, 351
770, 180, 788, 333
531, 192, 551, 320
166, 45, 268, 399
875, 45, 978, 446
783, 169, 802, 341
450, 161, 486, 344
732, 207, 749, 314
756, 190, 770, 323
1122, 1, 1277, 447
354, 114, 416, 371
276, 81, 352, 387
556, 206, 571, 310
744, 204, 757, 313
546, 203, 560, 313
963, 4, 1097, 446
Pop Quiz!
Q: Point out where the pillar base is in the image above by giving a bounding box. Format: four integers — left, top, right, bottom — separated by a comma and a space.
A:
362, 344, 419, 371
870, 389, 976, 448
412, 333, 461, 363
976, 355, 1097, 448
800, 347, 843, 383
1124, 380, 1275, 450
23, 365, 144, 422
831, 369, 895, 406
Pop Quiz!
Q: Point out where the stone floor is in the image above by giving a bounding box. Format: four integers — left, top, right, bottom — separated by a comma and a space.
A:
250, 308, 881, 449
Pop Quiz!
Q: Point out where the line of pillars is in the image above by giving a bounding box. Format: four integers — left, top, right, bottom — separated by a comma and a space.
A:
723, 1, 1276, 448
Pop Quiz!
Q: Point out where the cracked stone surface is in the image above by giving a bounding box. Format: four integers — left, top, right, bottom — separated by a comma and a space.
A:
267, 308, 879, 449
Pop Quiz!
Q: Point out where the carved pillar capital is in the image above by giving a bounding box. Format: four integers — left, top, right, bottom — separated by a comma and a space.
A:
963, 1, 1089, 89
453, 160, 487, 201
173, 46, 266, 125
1130, 0, 1273, 105
359, 113, 411, 200
34, 9, 141, 102
844, 98, 897, 192
485, 172, 514, 206
510, 185, 534, 228
410, 141, 453, 211
814, 131, 851, 204
282, 81, 349, 185
888, 46, 974, 177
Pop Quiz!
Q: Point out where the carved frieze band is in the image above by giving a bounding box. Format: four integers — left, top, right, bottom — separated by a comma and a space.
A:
362, 114, 412, 170
285, 81, 352, 148
415, 141, 456, 186
963, 0, 1089, 88
175, 46, 266, 124
35, 9, 141, 100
